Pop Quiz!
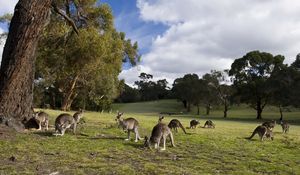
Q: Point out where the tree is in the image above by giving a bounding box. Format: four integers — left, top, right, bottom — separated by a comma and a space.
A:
268, 65, 293, 120
0, 0, 53, 130
35, 2, 139, 111
116, 83, 141, 103
203, 70, 234, 118
172, 74, 200, 112
191, 79, 208, 115
229, 51, 285, 119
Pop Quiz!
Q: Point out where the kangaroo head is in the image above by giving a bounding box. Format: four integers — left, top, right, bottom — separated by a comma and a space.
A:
115, 112, 124, 121
158, 116, 164, 123
73, 112, 82, 123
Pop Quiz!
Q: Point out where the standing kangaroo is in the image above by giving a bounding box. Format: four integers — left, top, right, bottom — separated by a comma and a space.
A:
54, 110, 83, 136
189, 120, 200, 129
203, 120, 215, 128
247, 125, 274, 141
158, 116, 164, 123
280, 120, 290, 133
33, 111, 49, 131
168, 119, 187, 134
115, 112, 142, 142
262, 120, 276, 131
144, 123, 175, 151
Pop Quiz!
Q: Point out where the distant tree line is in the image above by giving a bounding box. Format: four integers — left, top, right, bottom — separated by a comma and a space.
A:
117, 51, 300, 120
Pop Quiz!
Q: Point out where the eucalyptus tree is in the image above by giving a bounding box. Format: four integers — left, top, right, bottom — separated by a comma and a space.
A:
229, 51, 285, 119
203, 70, 234, 118
172, 74, 200, 112
0, 0, 78, 129
36, 2, 139, 111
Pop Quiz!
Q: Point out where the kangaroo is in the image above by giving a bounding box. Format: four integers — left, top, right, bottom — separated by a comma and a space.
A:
115, 112, 142, 142
158, 116, 164, 123
262, 120, 276, 131
33, 111, 49, 131
280, 120, 290, 133
247, 125, 274, 141
144, 123, 175, 151
203, 120, 215, 128
54, 110, 83, 136
168, 119, 187, 134
189, 120, 200, 129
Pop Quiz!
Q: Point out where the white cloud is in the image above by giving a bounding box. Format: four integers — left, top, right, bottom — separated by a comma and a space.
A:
119, 0, 300, 85
0, 0, 17, 15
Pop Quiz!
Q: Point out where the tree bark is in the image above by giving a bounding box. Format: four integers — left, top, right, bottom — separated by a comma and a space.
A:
279, 105, 283, 121
197, 104, 200, 115
61, 75, 79, 111
256, 100, 263, 119
0, 0, 52, 130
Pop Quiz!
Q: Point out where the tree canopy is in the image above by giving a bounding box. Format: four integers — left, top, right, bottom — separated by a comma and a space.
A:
229, 51, 285, 119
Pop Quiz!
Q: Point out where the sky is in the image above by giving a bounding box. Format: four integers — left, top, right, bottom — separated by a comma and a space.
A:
1, 0, 300, 86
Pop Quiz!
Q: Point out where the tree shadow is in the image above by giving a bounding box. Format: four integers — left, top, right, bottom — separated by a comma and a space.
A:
123, 142, 144, 149
33, 131, 55, 137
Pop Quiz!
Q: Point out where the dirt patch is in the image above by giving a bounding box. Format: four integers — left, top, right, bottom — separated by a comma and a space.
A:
0, 124, 17, 140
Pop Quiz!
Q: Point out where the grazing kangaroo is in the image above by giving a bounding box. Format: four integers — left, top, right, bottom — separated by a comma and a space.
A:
168, 119, 187, 134
262, 120, 276, 131
189, 120, 200, 129
115, 112, 142, 142
203, 120, 215, 128
54, 110, 83, 136
33, 111, 49, 131
280, 120, 290, 133
247, 125, 274, 141
144, 123, 175, 151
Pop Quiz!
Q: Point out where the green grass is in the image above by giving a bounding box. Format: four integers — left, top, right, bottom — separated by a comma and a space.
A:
1, 100, 300, 174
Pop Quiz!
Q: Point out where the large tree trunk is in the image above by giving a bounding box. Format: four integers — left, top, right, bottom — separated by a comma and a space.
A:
0, 0, 52, 130
61, 75, 79, 111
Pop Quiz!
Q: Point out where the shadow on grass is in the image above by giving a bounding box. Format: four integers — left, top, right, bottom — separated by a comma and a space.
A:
90, 134, 124, 140
33, 131, 55, 137
123, 142, 144, 149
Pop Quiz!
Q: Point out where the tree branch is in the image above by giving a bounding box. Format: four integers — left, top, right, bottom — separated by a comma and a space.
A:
51, 2, 79, 35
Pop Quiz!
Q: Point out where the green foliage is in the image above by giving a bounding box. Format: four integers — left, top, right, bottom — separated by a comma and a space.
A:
116, 84, 141, 103
229, 51, 285, 119
134, 73, 171, 101
35, 1, 139, 111
172, 74, 202, 112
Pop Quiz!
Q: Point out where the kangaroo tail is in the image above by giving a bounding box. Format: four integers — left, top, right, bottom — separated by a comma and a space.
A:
247, 130, 256, 140
178, 122, 187, 134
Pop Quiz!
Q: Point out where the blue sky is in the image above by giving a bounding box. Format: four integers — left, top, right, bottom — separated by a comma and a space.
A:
98, 0, 168, 71
1, 0, 300, 86
99, 0, 167, 53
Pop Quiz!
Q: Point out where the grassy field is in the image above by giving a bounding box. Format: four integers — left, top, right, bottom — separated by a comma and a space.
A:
1, 100, 300, 174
